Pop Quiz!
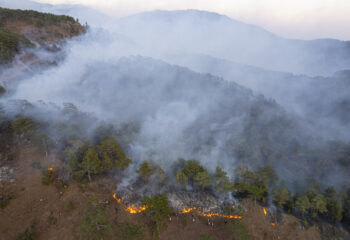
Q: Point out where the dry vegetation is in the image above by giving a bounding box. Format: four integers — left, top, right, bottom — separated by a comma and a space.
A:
0, 145, 339, 240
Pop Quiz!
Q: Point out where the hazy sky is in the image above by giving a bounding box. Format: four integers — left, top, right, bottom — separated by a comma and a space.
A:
35, 0, 350, 40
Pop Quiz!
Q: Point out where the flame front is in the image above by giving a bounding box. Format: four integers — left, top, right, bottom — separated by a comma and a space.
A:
181, 207, 242, 219
113, 193, 242, 219
113, 193, 146, 213
125, 205, 147, 214
263, 208, 267, 216
181, 207, 197, 214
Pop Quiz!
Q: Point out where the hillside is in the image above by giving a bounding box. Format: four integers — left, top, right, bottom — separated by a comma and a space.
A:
0, 7, 85, 64
1, 6, 350, 240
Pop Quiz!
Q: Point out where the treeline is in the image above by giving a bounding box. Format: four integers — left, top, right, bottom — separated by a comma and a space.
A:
2, 114, 350, 230
137, 157, 350, 229
0, 7, 77, 26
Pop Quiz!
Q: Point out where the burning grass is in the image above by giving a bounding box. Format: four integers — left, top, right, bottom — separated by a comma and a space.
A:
113, 193, 243, 220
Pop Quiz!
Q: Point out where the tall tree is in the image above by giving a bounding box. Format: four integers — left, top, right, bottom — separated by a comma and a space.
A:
296, 194, 311, 216
97, 139, 131, 170
82, 148, 102, 182
194, 171, 213, 190
273, 187, 291, 208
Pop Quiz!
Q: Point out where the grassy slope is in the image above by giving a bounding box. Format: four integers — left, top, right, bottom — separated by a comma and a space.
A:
0, 146, 330, 240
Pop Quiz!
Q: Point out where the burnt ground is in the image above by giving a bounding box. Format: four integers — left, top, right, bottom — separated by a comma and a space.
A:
0, 146, 343, 240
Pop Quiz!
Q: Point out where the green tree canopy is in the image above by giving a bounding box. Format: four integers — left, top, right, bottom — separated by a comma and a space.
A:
136, 161, 154, 182
12, 117, 39, 137
273, 187, 291, 208
97, 138, 131, 170
144, 195, 172, 238
175, 170, 187, 185
194, 171, 213, 189
296, 194, 311, 215
82, 148, 102, 182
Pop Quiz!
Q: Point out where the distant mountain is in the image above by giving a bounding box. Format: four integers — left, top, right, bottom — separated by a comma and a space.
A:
115, 10, 350, 76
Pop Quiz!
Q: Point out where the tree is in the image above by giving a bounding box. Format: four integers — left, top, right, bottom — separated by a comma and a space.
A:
82, 148, 102, 182
12, 117, 39, 138
310, 194, 327, 217
246, 183, 268, 204
296, 194, 311, 215
194, 171, 213, 189
183, 160, 204, 179
327, 195, 342, 222
175, 170, 187, 185
256, 166, 278, 187
136, 161, 154, 182
342, 189, 350, 225
215, 179, 234, 194
214, 166, 228, 182
144, 195, 172, 238
323, 186, 342, 222
273, 187, 291, 208
97, 139, 131, 170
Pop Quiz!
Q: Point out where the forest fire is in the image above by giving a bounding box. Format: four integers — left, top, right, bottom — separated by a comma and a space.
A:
113, 193, 147, 214
125, 205, 147, 214
181, 207, 242, 219
48, 168, 53, 171
263, 208, 267, 216
113, 193, 242, 219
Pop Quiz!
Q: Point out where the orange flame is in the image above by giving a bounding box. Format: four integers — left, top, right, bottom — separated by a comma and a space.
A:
181, 207, 197, 214
181, 207, 242, 219
48, 168, 53, 171
113, 193, 146, 213
113, 193, 242, 219
125, 205, 147, 214
113, 193, 121, 203
263, 208, 267, 216
271, 222, 276, 226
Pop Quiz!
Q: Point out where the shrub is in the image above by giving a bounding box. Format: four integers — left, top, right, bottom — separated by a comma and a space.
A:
0, 197, 11, 209
199, 234, 215, 240
65, 200, 74, 212
16, 229, 37, 240
228, 221, 250, 240
115, 224, 145, 240
41, 169, 53, 185
79, 199, 110, 240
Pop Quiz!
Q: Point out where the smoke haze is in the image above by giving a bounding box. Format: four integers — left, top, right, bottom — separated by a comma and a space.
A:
1, 1, 350, 192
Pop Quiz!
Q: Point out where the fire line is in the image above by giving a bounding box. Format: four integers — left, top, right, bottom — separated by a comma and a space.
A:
113, 193, 242, 219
